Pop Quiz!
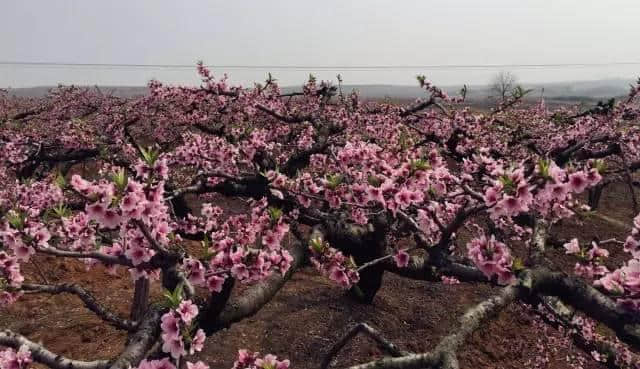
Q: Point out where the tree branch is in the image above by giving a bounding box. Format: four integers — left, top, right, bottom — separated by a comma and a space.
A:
35, 246, 133, 267
322, 323, 410, 369
0, 330, 109, 369
211, 241, 306, 329
346, 285, 520, 369
20, 283, 137, 331
108, 306, 163, 369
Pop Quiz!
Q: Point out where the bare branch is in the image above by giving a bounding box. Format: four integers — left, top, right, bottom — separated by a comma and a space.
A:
619, 152, 639, 213
0, 330, 109, 369
527, 219, 549, 265
322, 323, 410, 369
400, 97, 435, 117
347, 285, 520, 369
530, 268, 640, 348
35, 246, 133, 266
20, 283, 137, 331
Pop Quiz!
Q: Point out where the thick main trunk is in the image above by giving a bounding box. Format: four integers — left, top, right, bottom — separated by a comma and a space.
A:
109, 306, 163, 369
322, 217, 390, 303
205, 241, 306, 332
130, 278, 150, 322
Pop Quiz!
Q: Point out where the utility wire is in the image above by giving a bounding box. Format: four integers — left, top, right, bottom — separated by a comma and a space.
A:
1, 60, 640, 71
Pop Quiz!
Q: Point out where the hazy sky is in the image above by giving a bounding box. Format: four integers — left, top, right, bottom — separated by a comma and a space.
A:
1, 0, 640, 88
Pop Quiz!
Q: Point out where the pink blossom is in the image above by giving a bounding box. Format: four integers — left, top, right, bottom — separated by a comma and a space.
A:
184, 258, 206, 286
467, 235, 514, 285
120, 193, 139, 212
262, 230, 280, 250
441, 276, 460, 285
567, 172, 589, 193
176, 300, 199, 323
32, 228, 51, 246
161, 335, 186, 359
135, 359, 176, 369
483, 186, 500, 205
393, 249, 410, 268
186, 361, 209, 369
587, 243, 609, 260
0, 346, 32, 369
86, 202, 106, 220
100, 209, 121, 229
366, 186, 385, 205
70, 174, 91, 193
329, 268, 350, 287
595, 269, 624, 294
563, 238, 580, 254
13, 244, 34, 262
125, 244, 154, 266
231, 263, 250, 280
394, 188, 412, 209
206, 275, 226, 292
498, 196, 523, 216
190, 329, 206, 354
160, 312, 180, 339
586, 169, 602, 186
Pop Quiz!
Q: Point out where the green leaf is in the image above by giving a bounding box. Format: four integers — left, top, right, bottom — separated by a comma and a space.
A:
512, 257, 525, 272
6, 210, 25, 230
411, 158, 431, 172
367, 175, 382, 188
163, 284, 184, 308
140, 146, 160, 166
309, 237, 326, 253
268, 207, 283, 223
325, 174, 343, 190
52, 204, 71, 218
498, 174, 515, 194
537, 159, 551, 179
111, 169, 128, 191
594, 159, 607, 174
54, 172, 67, 189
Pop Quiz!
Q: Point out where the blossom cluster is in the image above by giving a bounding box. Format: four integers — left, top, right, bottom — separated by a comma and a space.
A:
0, 346, 31, 369
308, 237, 360, 288
232, 349, 290, 369
483, 160, 600, 221
563, 239, 610, 279
467, 234, 515, 285
160, 300, 206, 359
594, 213, 640, 311
181, 200, 293, 292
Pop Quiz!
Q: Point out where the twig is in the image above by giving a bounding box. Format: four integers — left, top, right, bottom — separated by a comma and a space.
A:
20, 283, 137, 331
322, 323, 409, 369
30, 258, 49, 284
619, 152, 639, 213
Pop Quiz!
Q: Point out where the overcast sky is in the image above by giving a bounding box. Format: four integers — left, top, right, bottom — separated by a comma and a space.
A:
1, 0, 640, 88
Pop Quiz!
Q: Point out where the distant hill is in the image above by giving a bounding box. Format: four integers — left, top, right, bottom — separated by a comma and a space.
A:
5, 86, 149, 98
319, 78, 635, 102
5, 79, 635, 104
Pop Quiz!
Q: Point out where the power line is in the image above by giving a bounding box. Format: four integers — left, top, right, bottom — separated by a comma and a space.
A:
1, 60, 640, 71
